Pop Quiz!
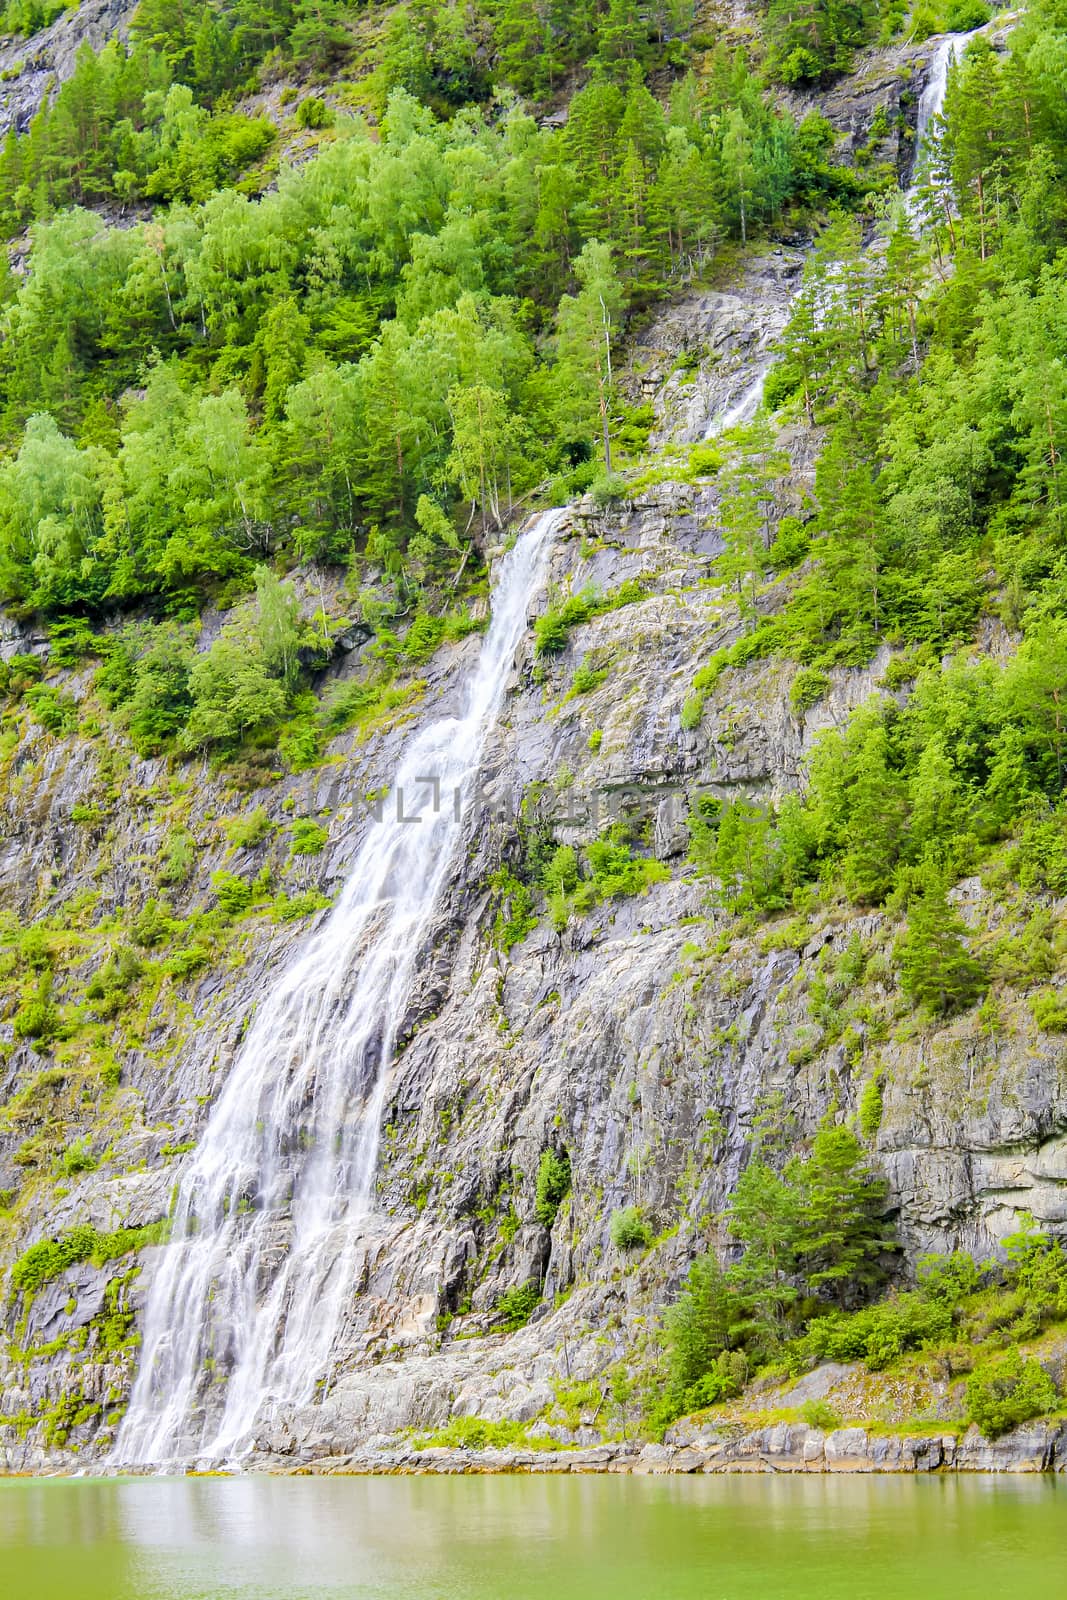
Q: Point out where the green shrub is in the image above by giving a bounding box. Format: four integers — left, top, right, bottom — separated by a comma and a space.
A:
591, 471, 627, 507
571, 659, 607, 694
535, 591, 594, 655
688, 443, 722, 476
858, 1075, 883, 1141
295, 95, 332, 129
945, 0, 990, 28
47, 617, 103, 668
799, 1293, 953, 1369
61, 1139, 98, 1177
1030, 989, 1067, 1033
585, 832, 669, 902
13, 976, 59, 1042
417, 1415, 532, 1450
132, 898, 174, 948
85, 945, 142, 1002
25, 685, 78, 735
490, 869, 536, 951
19, 925, 53, 971
790, 667, 831, 714
495, 1280, 541, 1330
225, 807, 274, 849
159, 828, 196, 885
610, 1205, 652, 1250
162, 944, 211, 977
70, 802, 103, 825
680, 694, 704, 731
965, 1349, 1058, 1438
271, 889, 332, 921
289, 818, 329, 856
211, 871, 253, 915
534, 1148, 571, 1228
663, 1255, 739, 1390
800, 1398, 841, 1431
10, 1225, 99, 1295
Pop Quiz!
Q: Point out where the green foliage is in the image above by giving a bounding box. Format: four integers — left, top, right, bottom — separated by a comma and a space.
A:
680, 694, 704, 731
570, 658, 607, 695
610, 1205, 652, 1250
10, 1225, 97, 1296
294, 96, 332, 130
858, 1075, 884, 1141
12, 974, 59, 1042
798, 1290, 953, 1369
897, 870, 987, 1016
494, 1280, 541, 1330
0, 38, 844, 631
415, 1415, 537, 1450
224, 807, 273, 849
271, 889, 331, 922
288, 818, 329, 857
211, 870, 253, 916
61, 1139, 98, 1177
490, 868, 537, 952
800, 1398, 841, 1430
663, 1255, 739, 1392
159, 827, 195, 886
1030, 989, 1067, 1032
534, 1147, 571, 1228
10, 1220, 164, 1297
790, 667, 830, 713
132, 897, 174, 948
965, 1349, 1058, 1438
722, 1119, 892, 1354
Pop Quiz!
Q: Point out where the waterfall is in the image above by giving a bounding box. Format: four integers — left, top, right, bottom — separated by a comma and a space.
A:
115, 508, 564, 1468
702, 362, 775, 441
907, 27, 983, 203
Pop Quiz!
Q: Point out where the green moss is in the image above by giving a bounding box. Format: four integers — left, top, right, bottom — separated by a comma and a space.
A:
10, 1220, 167, 1299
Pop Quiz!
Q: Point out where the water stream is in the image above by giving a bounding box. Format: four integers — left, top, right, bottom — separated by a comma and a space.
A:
115, 509, 564, 1467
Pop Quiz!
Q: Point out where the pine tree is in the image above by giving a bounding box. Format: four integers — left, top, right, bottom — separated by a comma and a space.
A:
897, 867, 987, 1015
663, 1256, 738, 1389
791, 1121, 891, 1306
726, 1157, 804, 1340
840, 725, 908, 903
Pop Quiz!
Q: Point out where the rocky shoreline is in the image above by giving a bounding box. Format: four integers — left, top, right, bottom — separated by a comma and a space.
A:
292, 1421, 1067, 1477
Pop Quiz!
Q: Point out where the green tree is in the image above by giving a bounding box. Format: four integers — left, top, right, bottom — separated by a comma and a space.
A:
663, 1255, 739, 1389
792, 1122, 891, 1305
555, 238, 626, 471
897, 867, 987, 1015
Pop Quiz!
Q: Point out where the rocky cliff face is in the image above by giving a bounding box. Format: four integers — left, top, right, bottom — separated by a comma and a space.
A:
1, 37, 1063, 1473
0, 0, 137, 134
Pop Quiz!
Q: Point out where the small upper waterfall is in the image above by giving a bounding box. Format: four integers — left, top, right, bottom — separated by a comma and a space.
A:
702, 362, 774, 440
115, 508, 564, 1467
907, 27, 983, 202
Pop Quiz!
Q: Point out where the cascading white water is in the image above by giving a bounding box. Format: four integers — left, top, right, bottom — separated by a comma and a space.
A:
907, 28, 982, 206
115, 508, 564, 1467
702, 362, 775, 440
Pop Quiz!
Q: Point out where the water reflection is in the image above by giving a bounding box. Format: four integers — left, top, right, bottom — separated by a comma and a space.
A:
0, 1475, 1062, 1600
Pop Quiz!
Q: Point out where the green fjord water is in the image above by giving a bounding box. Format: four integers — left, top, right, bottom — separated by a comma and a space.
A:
0, 1476, 1064, 1600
